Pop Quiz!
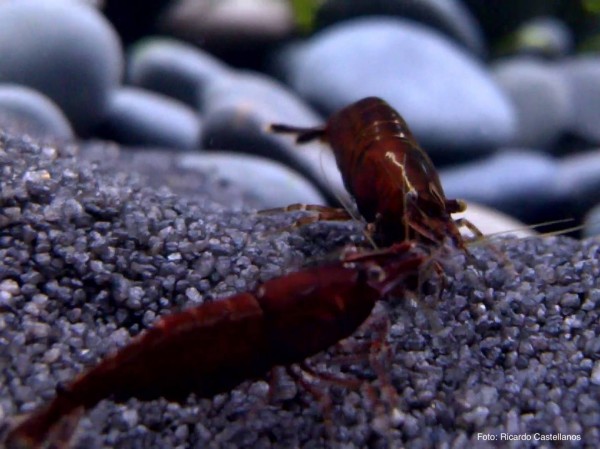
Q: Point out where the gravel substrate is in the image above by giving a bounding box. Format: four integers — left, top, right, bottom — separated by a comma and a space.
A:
1, 132, 599, 449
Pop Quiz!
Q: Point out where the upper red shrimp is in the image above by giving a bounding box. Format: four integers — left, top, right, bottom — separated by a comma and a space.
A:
3, 241, 426, 449
271, 97, 476, 248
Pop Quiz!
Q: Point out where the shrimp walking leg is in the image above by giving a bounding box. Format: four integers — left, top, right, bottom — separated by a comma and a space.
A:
259, 204, 354, 227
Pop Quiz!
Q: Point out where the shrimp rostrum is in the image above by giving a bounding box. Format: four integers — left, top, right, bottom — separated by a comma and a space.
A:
270, 97, 481, 249
3, 241, 427, 449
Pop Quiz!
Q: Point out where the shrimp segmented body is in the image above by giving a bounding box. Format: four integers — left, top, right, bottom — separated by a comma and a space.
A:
3, 242, 426, 449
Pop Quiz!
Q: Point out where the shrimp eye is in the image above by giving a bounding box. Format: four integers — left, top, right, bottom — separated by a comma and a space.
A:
366, 264, 386, 283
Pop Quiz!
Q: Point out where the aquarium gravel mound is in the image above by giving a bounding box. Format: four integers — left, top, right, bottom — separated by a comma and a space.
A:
1, 133, 599, 448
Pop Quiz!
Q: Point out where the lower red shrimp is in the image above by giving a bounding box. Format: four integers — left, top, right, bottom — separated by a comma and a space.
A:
3, 242, 426, 449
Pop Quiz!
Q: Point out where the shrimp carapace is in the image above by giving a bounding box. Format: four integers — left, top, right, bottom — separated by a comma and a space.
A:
270, 97, 481, 248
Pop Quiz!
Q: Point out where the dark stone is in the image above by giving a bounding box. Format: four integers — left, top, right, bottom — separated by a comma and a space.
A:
0, 0, 123, 135
272, 18, 515, 159
0, 84, 73, 140
555, 149, 600, 217
177, 152, 325, 209
559, 56, 600, 145
493, 57, 570, 149
200, 71, 347, 204
95, 87, 201, 151
315, 0, 486, 57
583, 203, 600, 238
440, 149, 563, 223
128, 38, 230, 110
160, 0, 294, 69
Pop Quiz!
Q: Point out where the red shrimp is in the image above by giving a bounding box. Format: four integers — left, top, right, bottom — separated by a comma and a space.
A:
270, 97, 481, 248
3, 241, 426, 449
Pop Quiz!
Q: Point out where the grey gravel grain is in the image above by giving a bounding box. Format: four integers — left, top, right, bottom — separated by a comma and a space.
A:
1, 131, 599, 448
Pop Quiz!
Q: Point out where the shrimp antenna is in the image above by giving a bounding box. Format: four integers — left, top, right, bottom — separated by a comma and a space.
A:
482, 217, 575, 239
466, 217, 580, 248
